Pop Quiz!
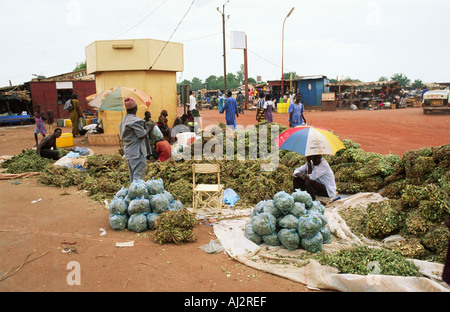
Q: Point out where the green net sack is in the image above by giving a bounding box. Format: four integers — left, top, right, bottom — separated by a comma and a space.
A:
292, 189, 313, 208
291, 202, 307, 218
168, 200, 184, 211
146, 178, 164, 195
244, 221, 262, 245
273, 191, 294, 215
301, 232, 323, 253
277, 229, 300, 251
262, 232, 281, 246
309, 200, 325, 215
251, 200, 266, 217
252, 212, 277, 236
163, 190, 174, 204
128, 197, 151, 215
277, 214, 299, 230
298, 214, 322, 238
262, 200, 283, 218
115, 186, 128, 198
127, 213, 148, 233
109, 214, 128, 231
109, 195, 128, 215
150, 193, 169, 214
128, 179, 149, 200
147, 213, 160, 230
320, 226, 332, 244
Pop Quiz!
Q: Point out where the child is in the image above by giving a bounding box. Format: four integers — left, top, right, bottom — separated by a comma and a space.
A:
34, 111, 47, 147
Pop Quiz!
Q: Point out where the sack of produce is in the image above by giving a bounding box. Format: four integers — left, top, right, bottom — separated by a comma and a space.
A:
262, 200, 283, 218
168, 200, 184, 211
262, 232, 281, 246
298, 214, 322, 238
251, 200, 266, 217
128, 179, 149, 199
244, 221, 262, 245
147, 178, 164, 195
115, 186, 128, 198
150, 193, 169, 213
128, 197, 151, 215
109, 195, 128, 215
277, 229, 300, 251
273, 191, 294, 215
309, 200, 325, 215
147, 213, 160, 230
163, 190, 174, 203
109, 214, 128, 231
291, 202, 307, 218
277, 214, 299, 229
320, 226, 332, 244
154, 209, 196, 244
292, 189, 313, 208
301, 232, 323, 253
127, 213, 148, 233
252, 212, 277, 236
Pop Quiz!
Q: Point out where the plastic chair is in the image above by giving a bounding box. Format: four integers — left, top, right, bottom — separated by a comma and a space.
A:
192, 163, 224, 214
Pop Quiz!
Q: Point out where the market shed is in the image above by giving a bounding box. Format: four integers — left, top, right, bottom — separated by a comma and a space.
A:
85, 39, 184, 136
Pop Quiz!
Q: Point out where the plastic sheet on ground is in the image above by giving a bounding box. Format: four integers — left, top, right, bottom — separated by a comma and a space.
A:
209, 193, 450, 292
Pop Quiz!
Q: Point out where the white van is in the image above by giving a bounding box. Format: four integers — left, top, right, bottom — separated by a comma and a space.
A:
422, 89, 450, 114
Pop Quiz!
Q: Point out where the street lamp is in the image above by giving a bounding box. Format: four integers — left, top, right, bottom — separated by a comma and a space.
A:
281, 7, 295, 98
217, 1, 230, 93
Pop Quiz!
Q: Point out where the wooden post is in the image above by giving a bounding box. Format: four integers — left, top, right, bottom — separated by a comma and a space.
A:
244, 35, 249, 110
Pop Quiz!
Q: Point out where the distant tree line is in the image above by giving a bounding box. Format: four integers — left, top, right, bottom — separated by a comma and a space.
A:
329, 73, 425, 89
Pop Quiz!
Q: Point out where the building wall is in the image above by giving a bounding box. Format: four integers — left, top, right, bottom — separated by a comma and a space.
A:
95, 70, 177, 134
29, 81, 96, 119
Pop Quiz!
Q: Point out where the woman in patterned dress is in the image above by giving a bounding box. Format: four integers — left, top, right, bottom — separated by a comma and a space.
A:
34, 111, 47, 146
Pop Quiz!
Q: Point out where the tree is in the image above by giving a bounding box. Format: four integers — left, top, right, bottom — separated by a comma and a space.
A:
390, 73, 410, 87
74, 61, 86, 71
191, 77, 204, 91
283, 72, 297, 80
378, 76, 388, 82
411, 79, 424, 90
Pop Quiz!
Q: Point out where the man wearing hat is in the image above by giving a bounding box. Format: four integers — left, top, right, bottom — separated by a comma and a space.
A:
120, 97, 151, 181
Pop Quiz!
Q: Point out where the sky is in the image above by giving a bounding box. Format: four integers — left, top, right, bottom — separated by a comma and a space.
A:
1, 0, 449, 88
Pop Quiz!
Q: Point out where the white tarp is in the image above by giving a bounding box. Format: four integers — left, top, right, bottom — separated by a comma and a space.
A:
203, 193, 450, 292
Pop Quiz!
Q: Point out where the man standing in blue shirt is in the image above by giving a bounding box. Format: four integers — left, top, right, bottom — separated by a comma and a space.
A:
220, 91, 239, 129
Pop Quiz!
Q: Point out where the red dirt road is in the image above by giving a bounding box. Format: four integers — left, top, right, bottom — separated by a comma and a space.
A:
0, 106, 448, 293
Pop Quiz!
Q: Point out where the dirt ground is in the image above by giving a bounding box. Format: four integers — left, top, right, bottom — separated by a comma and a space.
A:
0, 106, 449, 293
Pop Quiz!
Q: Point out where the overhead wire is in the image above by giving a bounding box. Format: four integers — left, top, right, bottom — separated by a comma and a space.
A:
150, 0, 195, 69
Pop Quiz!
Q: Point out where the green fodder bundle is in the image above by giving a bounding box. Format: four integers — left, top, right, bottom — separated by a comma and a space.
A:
364, 199, 403, 239
154, 208, 196, 244
304, 245, 421, 277
38, 164, 88, 187
1, 149, 53, 173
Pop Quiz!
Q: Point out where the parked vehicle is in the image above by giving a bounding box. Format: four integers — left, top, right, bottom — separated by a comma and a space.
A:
422, 89, 450, 114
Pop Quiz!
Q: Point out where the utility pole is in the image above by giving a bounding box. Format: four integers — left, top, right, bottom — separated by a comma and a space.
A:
217, 1, 230, 93
281, 7, 295, 97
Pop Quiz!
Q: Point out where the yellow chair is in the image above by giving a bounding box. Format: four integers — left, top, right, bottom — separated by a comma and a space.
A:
192, 163, 224, 214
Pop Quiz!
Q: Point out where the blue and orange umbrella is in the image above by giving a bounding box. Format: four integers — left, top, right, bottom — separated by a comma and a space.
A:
274, 125, 346, 156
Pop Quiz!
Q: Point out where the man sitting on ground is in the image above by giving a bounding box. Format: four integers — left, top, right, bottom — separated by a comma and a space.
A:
292, 154, 338, 201
36, 128, 62, 160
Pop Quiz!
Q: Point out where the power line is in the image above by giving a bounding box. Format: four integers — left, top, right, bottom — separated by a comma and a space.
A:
150, 0, 195, 69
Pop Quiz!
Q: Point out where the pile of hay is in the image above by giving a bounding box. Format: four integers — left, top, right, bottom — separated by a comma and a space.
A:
154, 208, 196, 244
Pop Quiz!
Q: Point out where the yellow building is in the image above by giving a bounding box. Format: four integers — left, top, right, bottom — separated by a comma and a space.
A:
85, 39, 184, 135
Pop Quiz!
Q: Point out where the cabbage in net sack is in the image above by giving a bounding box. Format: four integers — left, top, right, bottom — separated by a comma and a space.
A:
150, 193, 169, 214
277, 229, 300, 251
301, 231, 323, 253
115, 186, 128, 198
273, 191, 294, 215
128, 197, 151, 215
309, 200, 325, 215
109, 214, 128, 231
320, 226, 332, 244
127, 213, 148, 233
109, 195, 128, 215
252, 212, 276, 236
298, 214, 322, 238
163, 190, 174, 203
251, 200, 266, 217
